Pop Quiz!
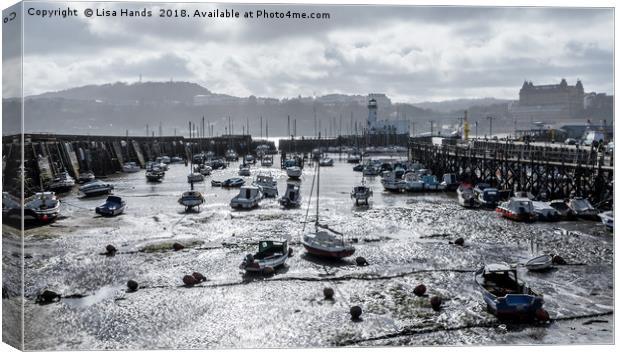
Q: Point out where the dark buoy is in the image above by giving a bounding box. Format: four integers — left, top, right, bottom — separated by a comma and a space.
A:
350, 305, 363, 320
105, 244, 117, 255
288, 247, 294, 257
430, 296, 442, 311
355, 256, 368, 266
263, 266, 275, 277
172, 243, 185, 251
351, 238, 359, 243
413, 284, 427, 297
454, 237, 465, 246
127, 280, 139, 292
535, 308, 550, 322
552, 255, 567, 265
323, 287, 334, 300
192, 272, 206, 282
182, 275, 197, 286
37, 290, 61, 304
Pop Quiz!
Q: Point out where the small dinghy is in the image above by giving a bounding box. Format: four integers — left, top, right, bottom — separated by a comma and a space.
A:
261, 155, 274, 167
457, 183, 476, 208
286, 166, 302, 179
187, 172, 205, 183
238, 164, 251, 176
319, 158, 334, 167
525, 254, 553, 272
79, 180, 114, 197
222, 177, 245, 188
95, 196, 126, 217
230, 185, 262, 209
239, 239, 290, 273
178, 190, 205, 211
279, 183, 302, 208
211, 180, 223, 187
474, 264, 544, 320
146, 169, 165, 182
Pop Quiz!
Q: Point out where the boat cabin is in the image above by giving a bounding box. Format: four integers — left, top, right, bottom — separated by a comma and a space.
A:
255, 240, 288, 259
480, 264, 526, 297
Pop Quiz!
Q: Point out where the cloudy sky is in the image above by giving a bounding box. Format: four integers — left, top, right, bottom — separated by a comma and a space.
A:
8, 2, 615, 102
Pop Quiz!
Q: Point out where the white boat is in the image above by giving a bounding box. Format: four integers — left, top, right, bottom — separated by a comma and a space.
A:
253, 174, 278, 198
279, 183, 302, 208
347, 153, 361, 164
302, 157, 355, 259
79, 180, 114, 197
199, 165, 212, 176
474, 183, 499, 207
525, 254, 553, 271
160, 156, 171, 164
457, 184, 476, 208
238, 164, 251, 176
230, 185, 262, 209
568, 197, 598, 220
599, 210, 613, 231
286, 166, 302, 179
496, 197, 537, 222
380, 170, 405, 192
187, 172, 205, 183
403, 171, 424, 192
225, 149, 239, 161
351, 183, 372, 206
244, 155, 256, 164
548, 200, 576, 219
178, 190, 204, 211
261, 155, 274, 167
122, 162, 141, 173
319, 158, 334, 167
24, 192, 61, 222
239, 240, 290, 273
77, 171, 95, 184
532, 201, 560, 221
48, 171, 76, 193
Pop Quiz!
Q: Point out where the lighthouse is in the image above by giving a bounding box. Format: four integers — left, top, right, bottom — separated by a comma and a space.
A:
367, 98, 378, 128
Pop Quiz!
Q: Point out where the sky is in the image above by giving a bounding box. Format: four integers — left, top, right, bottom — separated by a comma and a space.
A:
6, 2, 615, 102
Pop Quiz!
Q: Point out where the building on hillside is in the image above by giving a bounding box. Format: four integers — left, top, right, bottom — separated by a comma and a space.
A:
509, 79, 585, 121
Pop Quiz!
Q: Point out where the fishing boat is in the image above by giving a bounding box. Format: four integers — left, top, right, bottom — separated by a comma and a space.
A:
474, 264, 544, 320
79, 180, 114, 197
178, 189, 205, 211
286, 166, 302, 179
525, 254, 553, 272
380, 170, 405, 192
48, 171, 76, 193
279, 183, 302, 208
238, 164, 251, 176
261, 155, 274, 167
225, 149, 239, 161
230, 185, 262, 209
568, 197, 599, 220
24, 192, 61, 222
239, 239, 290, 273
302, 158, 355, 258
222, 177, 245, 188
145, 169, 165, 182
421, 174, 445, 191
122, 162, 141, 173
319, 158, 334, 167
187, 172, 205, 183
548, 200, 576, 219
95, 196, 126, 217
77, 171, 95, 184
474, 183, 499, 207
244, 155, 256, 164
599, 211, 613, 231
209, 159, 227, 170
253, 174, 278, 198
496, 197, 537, 222
532, 201, 560, 221
457, 183, 476, 208
351, 182, 372, 206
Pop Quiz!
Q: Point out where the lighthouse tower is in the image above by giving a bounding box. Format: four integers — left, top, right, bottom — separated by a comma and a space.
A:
367, 98, 378, 128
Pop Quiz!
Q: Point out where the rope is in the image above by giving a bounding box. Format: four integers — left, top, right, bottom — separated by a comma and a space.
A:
301, 165, 318, 233
60, 200, 94, 211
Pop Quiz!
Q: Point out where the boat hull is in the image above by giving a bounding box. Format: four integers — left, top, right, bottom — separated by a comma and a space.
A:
302, 243, 355, 258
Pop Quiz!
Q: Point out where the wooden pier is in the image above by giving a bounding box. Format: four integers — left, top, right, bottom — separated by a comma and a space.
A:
409, 139, 614, 204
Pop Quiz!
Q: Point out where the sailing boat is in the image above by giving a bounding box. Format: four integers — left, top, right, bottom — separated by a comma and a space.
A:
302, 139, 355, 258
351, 175, 372, 206
179, 140, 204, 211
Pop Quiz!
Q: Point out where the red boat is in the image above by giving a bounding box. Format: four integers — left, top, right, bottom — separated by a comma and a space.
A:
496, 197, 537, 222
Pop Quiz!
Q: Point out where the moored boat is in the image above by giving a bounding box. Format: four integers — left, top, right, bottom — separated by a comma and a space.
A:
187, 172, 205, 183
261, 155, 274, 167
474, 264, 544, 320
496, 197, 537, 222
532, 201, 560, 221
319, 158, 334, 167
525, 254, 553, 272
474, 183, 499, 207
95, 196, 126, 217
238, 164, 251, 176
351, 183, 372, 206
146, 169, 165, 182
48, 171, 76, 193
279, 183, 302, 208
568, 197, 599, 220
239, 239, 290, 273
178, 190, 205, 211
77, 171, 95, 184
24, 192, 61, 222
440, 173, 459, 191
548, 199, 576, 219
253, 174, 278, 198
230, 185, 262, 209
122, 162, 141, 173
225, 149, 239, 161
381, 170, 405, 192
79, 180, 114, 197
457, 183, 476, 208
286, 166, 302, 179
599, 210, 613, 231
222, 177, 245, 188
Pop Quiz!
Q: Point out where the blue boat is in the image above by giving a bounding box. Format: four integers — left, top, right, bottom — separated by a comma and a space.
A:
95, 196, 126, 217
222, 177, 245, 188
474, 264, 544, 320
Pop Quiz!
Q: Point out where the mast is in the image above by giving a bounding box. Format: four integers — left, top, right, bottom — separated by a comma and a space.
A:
315, 132, 321, 226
